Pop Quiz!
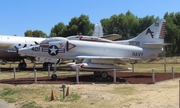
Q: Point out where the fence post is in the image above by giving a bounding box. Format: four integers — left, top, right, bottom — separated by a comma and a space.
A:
164, 63, 166, 73
113, 68, 116, 83
14, 68, 16, 79
34, 69, 37, 83
48, 65, 50, 77
132, 63, 134, 73
172, 67, 174, 80
152, 68, 155, 84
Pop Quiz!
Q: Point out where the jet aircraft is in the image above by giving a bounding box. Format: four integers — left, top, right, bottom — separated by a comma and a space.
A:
0, 24, 121, 69
18, 19, 166, 80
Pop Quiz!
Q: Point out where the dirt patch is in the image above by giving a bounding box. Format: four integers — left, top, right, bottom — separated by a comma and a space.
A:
1, 72, 179, 84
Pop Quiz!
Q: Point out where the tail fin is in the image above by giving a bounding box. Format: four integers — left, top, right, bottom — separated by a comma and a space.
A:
92, 24, 103, 37
135, 19, 166, 40
116, 19, 166, 48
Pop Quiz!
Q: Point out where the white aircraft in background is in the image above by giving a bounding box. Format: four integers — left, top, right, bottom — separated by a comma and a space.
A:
0, 24, 121, 69
0, 36, 46, 69
18, 19, 166, 80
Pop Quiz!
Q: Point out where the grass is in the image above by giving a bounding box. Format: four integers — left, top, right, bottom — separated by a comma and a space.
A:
0, 84, 81, 108
109, 86, 137, 95
60, 93, 80, 102
0, 57, 180, 107
0, 87, 19, 103
21, 101, 42, 108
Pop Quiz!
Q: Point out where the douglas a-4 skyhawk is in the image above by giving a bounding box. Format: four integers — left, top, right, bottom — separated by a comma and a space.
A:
18, 19, 166, 80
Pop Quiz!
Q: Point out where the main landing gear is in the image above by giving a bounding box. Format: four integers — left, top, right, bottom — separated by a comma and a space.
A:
43, 62, 52, 69
18, 60, 27, 69
18, 63, 27, 69
51, 74, 57, 80
94, 71, 108, 79
50, 59, 61, 80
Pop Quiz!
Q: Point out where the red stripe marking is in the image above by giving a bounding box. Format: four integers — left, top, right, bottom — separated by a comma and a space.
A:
159, 22, 166, 39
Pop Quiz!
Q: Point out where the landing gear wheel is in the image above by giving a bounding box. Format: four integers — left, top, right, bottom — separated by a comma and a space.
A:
47, 63, 52, 68
18, 63, 27, 69
51, 74, 57, 80
94, 71, 101, 78
43, 62, 52, 69
101, 72, 108, 79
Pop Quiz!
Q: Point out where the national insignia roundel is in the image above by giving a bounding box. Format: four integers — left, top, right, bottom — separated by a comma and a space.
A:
48, 45, 58, 56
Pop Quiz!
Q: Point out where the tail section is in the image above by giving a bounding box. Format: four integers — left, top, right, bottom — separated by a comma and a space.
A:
116, 19, 166, 48
92, 24, 103, 37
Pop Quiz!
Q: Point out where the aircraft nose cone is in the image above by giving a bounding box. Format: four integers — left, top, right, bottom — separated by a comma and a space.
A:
18, 47, 33, 56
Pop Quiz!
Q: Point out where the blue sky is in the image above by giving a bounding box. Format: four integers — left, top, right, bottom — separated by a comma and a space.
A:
0, 0, 179, 36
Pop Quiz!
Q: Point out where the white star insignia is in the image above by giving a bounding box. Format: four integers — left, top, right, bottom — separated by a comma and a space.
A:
50, 46, 57, 54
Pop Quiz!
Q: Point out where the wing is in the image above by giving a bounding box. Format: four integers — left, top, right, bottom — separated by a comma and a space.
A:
102, 34, 122, 41
76, 56, 140, 65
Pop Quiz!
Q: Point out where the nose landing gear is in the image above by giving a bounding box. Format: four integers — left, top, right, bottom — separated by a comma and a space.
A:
94, 71, 108, 79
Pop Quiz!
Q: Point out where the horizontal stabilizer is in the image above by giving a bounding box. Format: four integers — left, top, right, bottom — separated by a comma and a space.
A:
6, 50, 17, 53
102, 34, 122, 41
144, 43, 164, 48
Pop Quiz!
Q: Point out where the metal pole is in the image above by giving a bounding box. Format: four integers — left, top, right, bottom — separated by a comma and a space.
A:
152, 68, 155, 84
33, 63, 35, 71
179, 80, 180, 108
172, 67, 174, 80
54, 63, 57, 72
48, 65, 50, 77
164, 63, 166, 73
132, 63, 134, 73
113, 68, 116, 83
63, 87, 65, 99
76, 68, 79, 84
34, 69, 37, 83
13, 68, 16, 79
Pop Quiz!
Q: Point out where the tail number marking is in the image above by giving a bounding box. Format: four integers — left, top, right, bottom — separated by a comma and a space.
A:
132, 52, 143, 57
31, 47, 40, 51
129, 41, 140, 46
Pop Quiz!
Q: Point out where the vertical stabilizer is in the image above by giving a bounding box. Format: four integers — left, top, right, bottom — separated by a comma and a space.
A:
130, 19, 166, 44
116, 19, 166, 48
92, 24, 103, 37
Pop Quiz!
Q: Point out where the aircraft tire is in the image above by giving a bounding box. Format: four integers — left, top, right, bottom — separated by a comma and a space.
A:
47, 62, 52, 68
51, 74, 57, 80
101, 72, 108, 79
43, 62, 52, 69
18, 63, 27, 69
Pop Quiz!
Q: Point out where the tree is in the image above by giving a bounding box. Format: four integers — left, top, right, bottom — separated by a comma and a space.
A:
24, 30, 33, 36
24, 30, 47, 37
67, 14, 94, 36
164, 12, 180, 56
138, 15, 159, 34
101, 10, 139, 40
50, 22, 67, 37
50, 14, 94, 37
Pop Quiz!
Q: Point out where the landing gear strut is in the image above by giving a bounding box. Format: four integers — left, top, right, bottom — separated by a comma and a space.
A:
51, 59, 61, 80
43, 62, 52, 69
94, 71, 108, 79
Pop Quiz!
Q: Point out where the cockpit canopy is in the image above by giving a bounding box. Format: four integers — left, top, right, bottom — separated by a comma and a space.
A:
40, 37, 67, 44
